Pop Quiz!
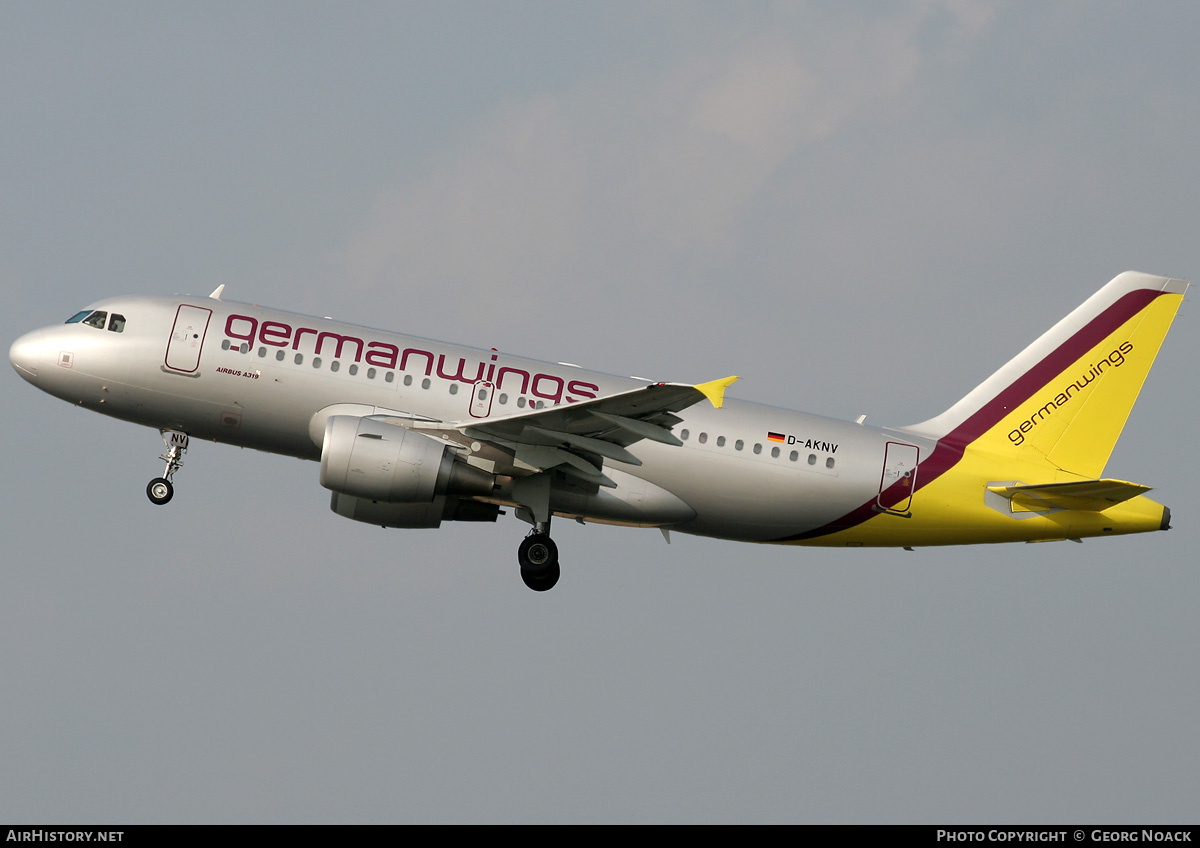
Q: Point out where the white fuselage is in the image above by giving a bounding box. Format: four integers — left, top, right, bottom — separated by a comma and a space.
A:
10, 294, 918, 542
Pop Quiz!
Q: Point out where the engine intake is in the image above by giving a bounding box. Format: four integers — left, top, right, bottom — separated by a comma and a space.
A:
319, 415, 493, 503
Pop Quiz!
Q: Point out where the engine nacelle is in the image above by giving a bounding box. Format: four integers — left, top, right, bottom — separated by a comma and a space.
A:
319, 415, 493, 503
330, 493, 501, 528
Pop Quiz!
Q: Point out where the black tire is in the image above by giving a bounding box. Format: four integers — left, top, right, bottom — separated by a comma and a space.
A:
521, 561, 560, 592
518, 533, 558, 569
147, 477, 174, 505
518, 533, 560, 591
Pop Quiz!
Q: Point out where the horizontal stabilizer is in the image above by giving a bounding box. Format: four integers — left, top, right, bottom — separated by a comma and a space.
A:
987, 479, 1151, 513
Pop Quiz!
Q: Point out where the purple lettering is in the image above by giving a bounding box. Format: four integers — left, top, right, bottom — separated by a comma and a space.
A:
316, 331, 364, 362
400, 348, 434, 376
365, 342, 399, 369
496, 366, 530, 395
224, 313, 598, 406
531, 373, 564, 404
437, 354, 486, 384
567, 380, 599, 401
292, 326, 318, 351
225, 314, 258, 347
260, 320, 292, 346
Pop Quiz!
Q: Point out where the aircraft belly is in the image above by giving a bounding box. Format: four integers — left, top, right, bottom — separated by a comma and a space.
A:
550, 468, 695, 527
629, 451, 876, 542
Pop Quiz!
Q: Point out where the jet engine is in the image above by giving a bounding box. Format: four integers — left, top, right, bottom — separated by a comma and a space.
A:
319, 415, 494, 503
329, 493, 500, 528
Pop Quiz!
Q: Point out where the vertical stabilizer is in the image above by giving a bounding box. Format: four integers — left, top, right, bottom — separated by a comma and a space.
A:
904, 272, 1187, 477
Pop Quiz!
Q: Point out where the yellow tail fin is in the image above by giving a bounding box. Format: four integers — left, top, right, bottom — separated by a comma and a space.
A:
907, 272, 1187, 477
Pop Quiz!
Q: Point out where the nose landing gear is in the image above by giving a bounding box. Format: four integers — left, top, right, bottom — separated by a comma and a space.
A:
147, 430, 188, 505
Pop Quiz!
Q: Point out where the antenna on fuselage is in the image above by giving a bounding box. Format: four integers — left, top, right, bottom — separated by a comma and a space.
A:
209, 284, 225, 300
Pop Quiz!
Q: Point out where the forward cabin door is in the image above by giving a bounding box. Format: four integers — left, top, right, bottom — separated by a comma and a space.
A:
164, 305, 212, 374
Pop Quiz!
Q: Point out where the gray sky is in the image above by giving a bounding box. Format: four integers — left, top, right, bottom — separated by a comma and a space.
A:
2, 1, 1197, 824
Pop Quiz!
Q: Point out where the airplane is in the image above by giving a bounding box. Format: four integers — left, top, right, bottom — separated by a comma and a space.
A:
8, 271, 1187, 591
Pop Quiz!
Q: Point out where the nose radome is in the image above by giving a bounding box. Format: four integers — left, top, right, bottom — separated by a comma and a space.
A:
9, 329, 45, 385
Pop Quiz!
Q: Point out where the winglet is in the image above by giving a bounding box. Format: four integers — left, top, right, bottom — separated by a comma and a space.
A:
209, 284, 225, 300
693, 375, 739, 409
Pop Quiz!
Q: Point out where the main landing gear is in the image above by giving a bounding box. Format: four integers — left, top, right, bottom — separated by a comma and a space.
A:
518, 523, 560, 592
146, 430, 188, 505
511, 475, 561, 592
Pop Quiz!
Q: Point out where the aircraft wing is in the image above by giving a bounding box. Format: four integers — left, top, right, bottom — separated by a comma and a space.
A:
448, 376, 738, 486
987, 479, 1152, 513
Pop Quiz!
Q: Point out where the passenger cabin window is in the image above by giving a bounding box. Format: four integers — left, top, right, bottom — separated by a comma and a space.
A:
82, 311, 107, 329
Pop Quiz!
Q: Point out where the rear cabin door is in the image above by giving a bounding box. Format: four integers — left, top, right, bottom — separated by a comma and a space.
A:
877, 442, 919, 516
165, 305, 212, 373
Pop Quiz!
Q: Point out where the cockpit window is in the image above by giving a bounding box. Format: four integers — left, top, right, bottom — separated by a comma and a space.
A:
66, 310, 126, 331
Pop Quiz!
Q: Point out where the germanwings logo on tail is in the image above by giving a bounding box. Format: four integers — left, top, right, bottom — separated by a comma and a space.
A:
1007, 341, 1135, 446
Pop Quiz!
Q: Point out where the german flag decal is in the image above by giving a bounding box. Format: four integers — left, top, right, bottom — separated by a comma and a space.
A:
767, 432, 786, 443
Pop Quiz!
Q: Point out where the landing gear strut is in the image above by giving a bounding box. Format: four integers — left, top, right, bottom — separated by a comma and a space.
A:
518, 523, 560, 592
147, 430, 188, 505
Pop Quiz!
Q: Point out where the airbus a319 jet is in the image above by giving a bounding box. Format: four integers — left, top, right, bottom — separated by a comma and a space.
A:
9, 271, 1187, 591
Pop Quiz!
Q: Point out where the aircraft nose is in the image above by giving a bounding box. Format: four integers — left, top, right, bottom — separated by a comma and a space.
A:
9, 329, 46, 385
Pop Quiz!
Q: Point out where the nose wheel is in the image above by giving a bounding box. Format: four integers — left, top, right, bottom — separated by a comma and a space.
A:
147, 430, 188, 506
518, 531, 560, 592
146, 477, 174, 505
